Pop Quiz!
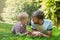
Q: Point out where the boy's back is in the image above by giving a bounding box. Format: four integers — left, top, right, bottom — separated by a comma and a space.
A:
12, 22, 27, 34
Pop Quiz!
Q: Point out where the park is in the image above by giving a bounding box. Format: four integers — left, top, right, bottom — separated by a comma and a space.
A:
0, 0, 60, 40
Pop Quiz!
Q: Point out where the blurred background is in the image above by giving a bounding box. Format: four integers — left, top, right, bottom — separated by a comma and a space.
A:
0, 0, 60, 28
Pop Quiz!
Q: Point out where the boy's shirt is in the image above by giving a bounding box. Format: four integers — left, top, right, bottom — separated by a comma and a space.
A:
12, 22, 27, 34
31, 19, 53, 31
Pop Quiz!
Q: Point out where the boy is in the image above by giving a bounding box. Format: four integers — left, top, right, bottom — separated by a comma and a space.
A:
30, 10, 52, 37
12, 12, 29, 35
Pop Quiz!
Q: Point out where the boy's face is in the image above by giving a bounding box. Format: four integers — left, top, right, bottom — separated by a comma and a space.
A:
21, 18, 28, 24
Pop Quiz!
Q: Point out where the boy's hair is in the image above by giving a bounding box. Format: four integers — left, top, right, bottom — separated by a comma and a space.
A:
17, 12, 29, 20
32, 10, 44, 20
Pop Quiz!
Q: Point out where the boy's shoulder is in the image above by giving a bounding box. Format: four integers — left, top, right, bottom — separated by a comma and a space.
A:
14, 22, 22, 27
15, 22, 20, 25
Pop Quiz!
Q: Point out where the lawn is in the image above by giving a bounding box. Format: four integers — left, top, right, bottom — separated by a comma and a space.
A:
0, 23, 60, 40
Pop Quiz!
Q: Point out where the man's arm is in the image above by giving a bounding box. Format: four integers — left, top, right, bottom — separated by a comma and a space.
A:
40, 30, 52, 37
31, 26, 52, 37
43, 21, 52, 37
41, 21, 52, 37
47, 30, 52, 36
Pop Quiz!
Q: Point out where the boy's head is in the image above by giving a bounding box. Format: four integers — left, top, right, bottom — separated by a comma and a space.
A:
32, 10, 44, 25
17, 12, 29, 24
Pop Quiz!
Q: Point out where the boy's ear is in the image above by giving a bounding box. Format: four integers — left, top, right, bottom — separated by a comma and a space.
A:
27, 20, 31, 25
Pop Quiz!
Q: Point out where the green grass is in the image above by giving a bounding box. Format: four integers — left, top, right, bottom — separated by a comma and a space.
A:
0, 23, 60, 40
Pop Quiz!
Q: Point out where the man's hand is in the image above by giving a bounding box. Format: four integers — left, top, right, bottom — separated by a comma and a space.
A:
28, 31, 42, 37
28, 31, 51, 37
41, 33, 49, 38
32, 31, 41, 36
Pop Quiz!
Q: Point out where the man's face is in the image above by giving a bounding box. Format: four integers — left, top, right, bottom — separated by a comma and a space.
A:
32, 17, 43, 25
32, 17, 39, 24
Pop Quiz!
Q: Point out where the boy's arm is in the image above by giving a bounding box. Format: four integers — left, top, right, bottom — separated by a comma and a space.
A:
16, 30, 28, 36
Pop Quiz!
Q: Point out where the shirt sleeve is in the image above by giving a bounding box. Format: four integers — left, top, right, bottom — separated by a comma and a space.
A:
47, 21, 53, 31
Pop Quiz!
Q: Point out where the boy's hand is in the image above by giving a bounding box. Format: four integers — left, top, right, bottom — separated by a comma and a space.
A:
24, 32, 29, 35
16, 32, 29, 36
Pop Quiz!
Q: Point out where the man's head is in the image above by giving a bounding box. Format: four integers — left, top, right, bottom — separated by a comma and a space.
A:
17, 12, 29, 24
32, 10, 44, 25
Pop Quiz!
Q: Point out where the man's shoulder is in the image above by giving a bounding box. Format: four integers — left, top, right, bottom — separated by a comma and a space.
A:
43, 19, 52, 30
44, 19, 52, 23
43, 19, 52, 26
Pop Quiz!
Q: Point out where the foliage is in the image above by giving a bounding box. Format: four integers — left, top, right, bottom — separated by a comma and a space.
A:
1, 0, 41, 23
0, 0, 60, 27
40, 0, 56, 24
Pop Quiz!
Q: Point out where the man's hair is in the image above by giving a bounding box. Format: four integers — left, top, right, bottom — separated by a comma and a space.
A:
17, 12, 29, 20
32, 10, 44, 20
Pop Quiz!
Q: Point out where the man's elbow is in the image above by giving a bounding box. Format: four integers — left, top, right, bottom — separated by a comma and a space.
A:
47, 31, 52, 37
